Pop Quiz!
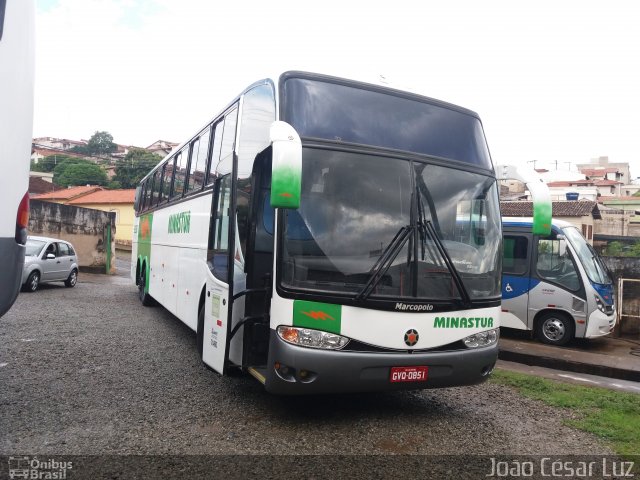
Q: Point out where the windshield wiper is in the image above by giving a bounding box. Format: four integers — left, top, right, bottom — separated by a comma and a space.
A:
421, 220, 471, 305
356, 225, 413, 302
415, 190, 471, 305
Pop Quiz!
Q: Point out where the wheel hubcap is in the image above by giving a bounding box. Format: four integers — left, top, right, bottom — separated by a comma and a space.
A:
542, 318, 565, 341
70, 272, 77, 285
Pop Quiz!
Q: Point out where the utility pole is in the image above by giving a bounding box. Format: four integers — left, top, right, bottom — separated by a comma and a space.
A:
527, 159, 537, 169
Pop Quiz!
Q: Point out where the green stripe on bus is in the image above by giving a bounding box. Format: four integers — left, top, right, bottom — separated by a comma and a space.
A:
293, 300, 342, 334
138, 213, 153, 293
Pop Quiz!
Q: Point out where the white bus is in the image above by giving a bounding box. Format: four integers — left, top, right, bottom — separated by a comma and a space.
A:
502, 217, 615, 345
132, 71, 550, 394
0, 0, 35, 318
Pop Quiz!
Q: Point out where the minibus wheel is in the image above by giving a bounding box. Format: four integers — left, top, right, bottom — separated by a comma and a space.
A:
535, 312, 574, 346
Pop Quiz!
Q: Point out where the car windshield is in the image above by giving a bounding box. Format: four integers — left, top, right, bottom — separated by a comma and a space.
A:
280, 148, 502, 301
25, 239, 46, 256
562, 226, 611, 284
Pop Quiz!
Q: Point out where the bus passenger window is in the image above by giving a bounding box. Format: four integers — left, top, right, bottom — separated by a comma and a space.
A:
503, 235, 528, 275
208, 175, 231, 281
172, 150, 188, 199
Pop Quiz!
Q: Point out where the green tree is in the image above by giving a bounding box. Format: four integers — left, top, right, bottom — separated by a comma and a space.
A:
86, 131, 117, 156
604, 240, 640, 258
31, 155, 79, 173
604, 241, 624, 256
112, 148, 162, 188
627, 241, 640, 257
53, 158, 107, 187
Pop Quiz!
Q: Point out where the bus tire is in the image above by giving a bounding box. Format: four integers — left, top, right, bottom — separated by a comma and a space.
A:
535, 312, 574, 346
138, 268, 154, 307
197, 303, 205, 359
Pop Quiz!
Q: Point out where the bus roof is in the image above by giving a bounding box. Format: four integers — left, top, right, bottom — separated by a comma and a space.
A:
140, 70, 484, 183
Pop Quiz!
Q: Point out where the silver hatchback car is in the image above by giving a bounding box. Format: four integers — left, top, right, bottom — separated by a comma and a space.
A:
21, 236, 79, 292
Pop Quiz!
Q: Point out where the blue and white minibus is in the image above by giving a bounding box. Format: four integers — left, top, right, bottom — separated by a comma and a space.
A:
502, 217, 615, 345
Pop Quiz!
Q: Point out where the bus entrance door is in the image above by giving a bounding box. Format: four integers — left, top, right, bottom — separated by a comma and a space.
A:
202, 276, 231, 374
201, 174, 235, 374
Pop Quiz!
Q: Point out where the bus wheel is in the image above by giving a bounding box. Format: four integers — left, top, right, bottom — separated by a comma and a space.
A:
535, 312, 574, 346
197, 303, 204, 358
138, 269, 154, 307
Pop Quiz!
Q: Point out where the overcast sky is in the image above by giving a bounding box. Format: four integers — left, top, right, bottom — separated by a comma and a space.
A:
34, 0, 640, 180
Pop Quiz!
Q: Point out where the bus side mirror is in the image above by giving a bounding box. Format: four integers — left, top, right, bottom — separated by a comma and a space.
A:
269, 121, 301, 209
496, 164, 552, 236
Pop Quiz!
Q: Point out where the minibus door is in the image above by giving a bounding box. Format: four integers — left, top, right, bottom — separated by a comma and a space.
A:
501, 233, 534, 330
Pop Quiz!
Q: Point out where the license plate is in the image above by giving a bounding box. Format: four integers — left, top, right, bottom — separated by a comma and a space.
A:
389, 366, 428, 383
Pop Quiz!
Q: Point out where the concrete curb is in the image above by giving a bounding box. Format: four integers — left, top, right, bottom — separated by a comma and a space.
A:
498, 347, 640, 382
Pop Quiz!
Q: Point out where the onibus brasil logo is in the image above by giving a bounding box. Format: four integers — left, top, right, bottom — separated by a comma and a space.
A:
8, 456, 73, 479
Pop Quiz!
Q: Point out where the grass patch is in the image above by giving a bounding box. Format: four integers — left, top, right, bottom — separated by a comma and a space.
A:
490, 369, 640, 457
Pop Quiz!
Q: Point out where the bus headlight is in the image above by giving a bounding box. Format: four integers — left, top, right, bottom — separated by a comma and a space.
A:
277, 326, 350, 350
594, 295, 606, 313
463, 328, 499, 348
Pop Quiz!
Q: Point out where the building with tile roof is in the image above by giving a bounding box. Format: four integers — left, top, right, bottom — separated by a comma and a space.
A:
31, 185, 104, 203
29, 176, 61, 195
501, 200, 600, 243
67, 189, 136, 243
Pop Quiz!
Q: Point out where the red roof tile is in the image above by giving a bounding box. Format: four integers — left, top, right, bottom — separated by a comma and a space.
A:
31, 185, 103, 201
28, 177, 62, 195
594, 179, 623, 186
501, 200, 599, 217
67, 189, 135, 205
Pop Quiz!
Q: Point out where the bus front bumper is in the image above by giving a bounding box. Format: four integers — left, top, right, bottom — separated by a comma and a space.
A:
264, 331, 498, 395
585, 308, 616, 338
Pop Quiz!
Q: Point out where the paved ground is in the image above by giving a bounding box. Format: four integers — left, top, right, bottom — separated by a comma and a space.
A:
1, 266, 622, 478
500, 330, 640, 382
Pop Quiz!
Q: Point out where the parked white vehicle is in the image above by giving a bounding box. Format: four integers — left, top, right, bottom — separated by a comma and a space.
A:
21, 236, 79, 292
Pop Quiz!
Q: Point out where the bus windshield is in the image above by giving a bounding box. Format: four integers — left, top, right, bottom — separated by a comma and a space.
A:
282, 77, 492, 169
280, 148, 502, 301
562, 226, 611, 285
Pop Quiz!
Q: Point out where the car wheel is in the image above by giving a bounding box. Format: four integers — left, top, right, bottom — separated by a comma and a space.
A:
138, 268, 154, 306
64, 269, 78, 288
535, 312, 574, 346
25, 271, 40, 292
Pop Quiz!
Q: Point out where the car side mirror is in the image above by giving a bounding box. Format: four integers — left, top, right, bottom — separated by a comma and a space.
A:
46, 253, 55, 259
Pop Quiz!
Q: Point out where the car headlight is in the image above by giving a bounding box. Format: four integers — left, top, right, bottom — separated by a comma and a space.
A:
277, 326, 349, 350
463, 328, 499, 348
